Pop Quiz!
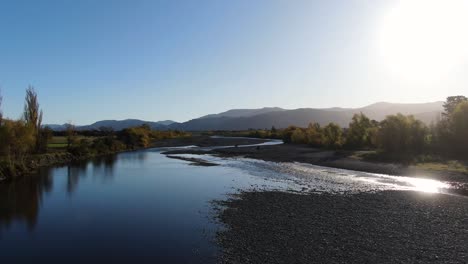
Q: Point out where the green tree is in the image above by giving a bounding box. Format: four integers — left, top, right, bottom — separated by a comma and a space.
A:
443, 96, 467, 117
345, 113, 375, 149
432, 96, 468, 156
291, 129, 307, 144
0, 119, 35, 163
378, 114, 427, 153
65, 123, 77, 150
305, 122, 323, 147
282, 126, 299, 143
322, 123, 343, 149
450, 101, 468, 155
38, 127, 53, 152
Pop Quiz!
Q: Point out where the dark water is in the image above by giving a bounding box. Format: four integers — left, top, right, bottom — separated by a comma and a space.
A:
0, 143, 461, 263
0, 149, 293, 263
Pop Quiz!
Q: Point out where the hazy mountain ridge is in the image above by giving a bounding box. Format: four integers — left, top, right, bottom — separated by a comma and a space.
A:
169, 101, 444, 130
199, 107, 286, 119
46, 119, 177, 131
46, 102, 443, 131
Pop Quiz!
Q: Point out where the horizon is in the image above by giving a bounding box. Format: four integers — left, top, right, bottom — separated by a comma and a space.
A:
1, 0, 467, 124
45, 100, 445, 126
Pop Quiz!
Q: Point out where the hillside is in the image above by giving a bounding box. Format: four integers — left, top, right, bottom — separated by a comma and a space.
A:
169, 102, 443, 130
46, 102, 443, 131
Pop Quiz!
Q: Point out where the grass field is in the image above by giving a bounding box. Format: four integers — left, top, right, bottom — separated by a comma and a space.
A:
47, 136, 95, 150
352, 150, 468, 175
47, 136, 68, 150
414, 161, 468, 174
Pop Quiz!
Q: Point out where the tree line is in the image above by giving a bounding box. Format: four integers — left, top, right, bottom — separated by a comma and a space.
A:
245, 96, 468, 159
0, 87, 50, 165
0, 87, 191, 178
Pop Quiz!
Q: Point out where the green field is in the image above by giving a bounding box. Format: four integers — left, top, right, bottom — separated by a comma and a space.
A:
47, 136, 67, 150
47, 136, 95, 150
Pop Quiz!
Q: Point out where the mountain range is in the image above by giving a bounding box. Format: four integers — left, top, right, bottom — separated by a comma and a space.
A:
47, 119, 176, 131
46, 101, 444, 131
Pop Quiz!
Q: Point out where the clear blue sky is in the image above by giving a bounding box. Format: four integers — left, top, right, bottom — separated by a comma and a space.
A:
1, 0, 467, 125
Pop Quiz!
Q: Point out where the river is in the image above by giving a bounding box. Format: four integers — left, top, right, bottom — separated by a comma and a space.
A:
0, 139, 459, 263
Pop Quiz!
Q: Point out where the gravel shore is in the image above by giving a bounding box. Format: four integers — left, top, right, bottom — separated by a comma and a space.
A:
152, 136, 270, 148
165, 144, 468, 183
215, 191, 468, 264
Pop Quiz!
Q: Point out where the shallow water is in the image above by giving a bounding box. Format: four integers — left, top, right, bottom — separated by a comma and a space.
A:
0, 143, 461, 263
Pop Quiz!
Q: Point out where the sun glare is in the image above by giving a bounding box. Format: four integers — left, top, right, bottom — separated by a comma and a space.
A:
379, 0, 468, 82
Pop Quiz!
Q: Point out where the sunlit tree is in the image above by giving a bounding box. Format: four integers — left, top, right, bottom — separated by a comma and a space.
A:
443, 95, 467, 117
322, 123, 343, 149
23, 87, 44, 152
378, 114, 427, 153
345, 113, 376, 149
306, 122, 323, 147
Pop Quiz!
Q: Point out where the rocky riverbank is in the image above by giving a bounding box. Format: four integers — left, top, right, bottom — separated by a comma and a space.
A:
215, 190, 468, 264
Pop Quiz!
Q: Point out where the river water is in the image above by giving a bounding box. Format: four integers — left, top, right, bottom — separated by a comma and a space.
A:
0, 140, 460, 263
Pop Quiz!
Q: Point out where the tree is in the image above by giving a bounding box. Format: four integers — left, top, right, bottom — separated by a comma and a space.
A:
306, 123, 323, 147
322, 123, 343, 149
443, 96, 467, 117
291, 129, 307, 144
432, 96, 468, 156
345, 113, 375, 149
65, 123, 77, 150
282, 126, 299, 143
0, 119, 35, 162
378, 114, 427, 153
23, 87, 44, 152
0, 89, 3, 126
450, 101, 468, 155
38, 126, 53, 152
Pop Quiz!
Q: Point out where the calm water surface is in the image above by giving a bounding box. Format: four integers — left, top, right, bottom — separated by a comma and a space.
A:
0, 147, 296, 263
0, 143, 460, 263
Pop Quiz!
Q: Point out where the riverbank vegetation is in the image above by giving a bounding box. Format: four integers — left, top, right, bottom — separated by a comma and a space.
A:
228, 96, 468, 163
0, 88, 191, 180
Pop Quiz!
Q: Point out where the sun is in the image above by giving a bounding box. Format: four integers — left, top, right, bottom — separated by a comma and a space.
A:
378, 0, 468, 82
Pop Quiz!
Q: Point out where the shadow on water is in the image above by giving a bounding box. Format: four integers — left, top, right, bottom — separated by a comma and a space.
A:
0, 167, 53, 232
0, 154, 119, 233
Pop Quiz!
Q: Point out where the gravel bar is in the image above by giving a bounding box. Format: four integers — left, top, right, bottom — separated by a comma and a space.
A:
215, 191, 468, 264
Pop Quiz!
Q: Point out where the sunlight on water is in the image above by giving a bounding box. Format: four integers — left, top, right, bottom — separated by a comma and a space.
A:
356, 174, 451, 194
165, 153, 460, 196
388, 176, 450, 193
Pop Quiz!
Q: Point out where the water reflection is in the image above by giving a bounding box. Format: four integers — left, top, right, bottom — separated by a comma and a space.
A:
118, 151, 148, 163
0, 167, 53, 232
0, 155, 119, 232
66, 162, 88, 194
92, 155, 117, 179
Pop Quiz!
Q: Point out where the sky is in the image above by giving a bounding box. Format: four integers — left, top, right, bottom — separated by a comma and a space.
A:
1, 0, 467, 125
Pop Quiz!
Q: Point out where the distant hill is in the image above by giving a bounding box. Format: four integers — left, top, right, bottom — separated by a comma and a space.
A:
46, 119, 177, 131
199, 107, 285, 119
46, 102, 444, 131
169, 102, 443, 131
